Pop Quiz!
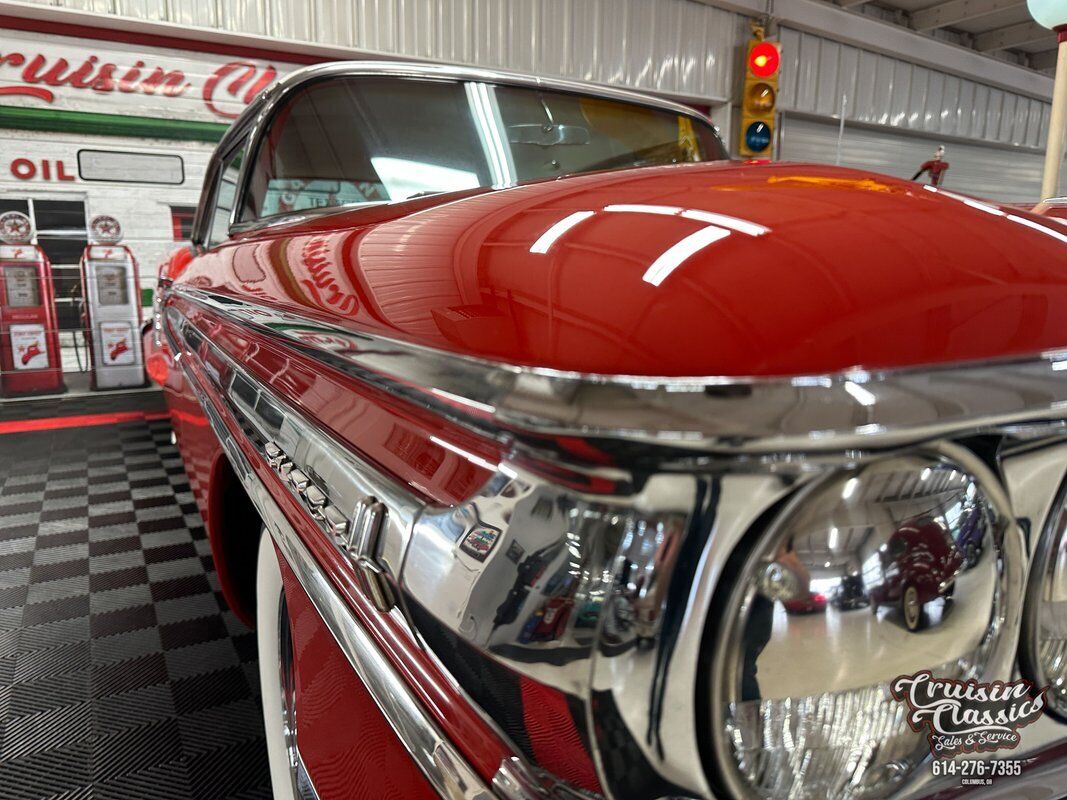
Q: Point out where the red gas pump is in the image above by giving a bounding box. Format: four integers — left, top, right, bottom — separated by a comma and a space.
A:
0, 211, 64, 397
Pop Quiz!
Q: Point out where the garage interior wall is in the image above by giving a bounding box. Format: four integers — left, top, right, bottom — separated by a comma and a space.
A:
777, 27, 1061, 200
17, 0, 1064, 200
779, 116, 1049, 202
14, 0, 748, 104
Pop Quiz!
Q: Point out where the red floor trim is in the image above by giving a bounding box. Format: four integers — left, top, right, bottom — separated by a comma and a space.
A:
0, 410, 170, 435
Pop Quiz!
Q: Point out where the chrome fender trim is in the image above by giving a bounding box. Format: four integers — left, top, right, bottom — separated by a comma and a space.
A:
172, 286, 1067, 457
168, 320, 497, 800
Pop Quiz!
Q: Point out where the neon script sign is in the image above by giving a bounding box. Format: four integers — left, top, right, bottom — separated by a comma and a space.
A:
0, 52, 279, 119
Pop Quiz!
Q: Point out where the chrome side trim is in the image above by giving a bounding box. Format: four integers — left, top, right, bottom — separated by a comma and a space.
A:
169, 306, 420, 583
170, 324, 497, 800
174, 286, 1067, 456
169, 298, 723, 796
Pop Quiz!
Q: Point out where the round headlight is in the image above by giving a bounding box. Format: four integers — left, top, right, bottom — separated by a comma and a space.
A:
706, 448, 1023, 800
1022, 478, 1067, 721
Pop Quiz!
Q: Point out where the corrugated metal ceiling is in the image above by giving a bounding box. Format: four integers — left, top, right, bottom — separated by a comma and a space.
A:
830, 0, 1058, 73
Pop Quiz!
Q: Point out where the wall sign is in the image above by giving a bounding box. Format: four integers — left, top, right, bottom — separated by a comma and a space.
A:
9, 158, 75, 182
0, 28, 300, 122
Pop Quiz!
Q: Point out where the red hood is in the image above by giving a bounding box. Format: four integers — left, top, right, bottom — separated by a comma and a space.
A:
183, 161, 1067, 377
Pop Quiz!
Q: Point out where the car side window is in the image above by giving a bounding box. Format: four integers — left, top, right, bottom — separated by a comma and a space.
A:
207, 149, 243, 249
240, 78, 486, 221
237, 76, 724, 223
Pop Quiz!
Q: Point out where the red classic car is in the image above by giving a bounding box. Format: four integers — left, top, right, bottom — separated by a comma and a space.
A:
149, 62, 1067, 800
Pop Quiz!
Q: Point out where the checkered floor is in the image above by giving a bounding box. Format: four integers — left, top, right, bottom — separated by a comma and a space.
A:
0, 412, 273, 799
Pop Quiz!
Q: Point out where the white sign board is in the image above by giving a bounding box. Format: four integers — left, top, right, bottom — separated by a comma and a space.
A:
10, 323, 49, 370
79, 150, 185, 185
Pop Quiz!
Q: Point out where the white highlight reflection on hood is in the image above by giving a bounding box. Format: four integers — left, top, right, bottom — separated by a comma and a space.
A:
529, 210, 596, 254
529, 203, 770, 286
642, 226, 732, 286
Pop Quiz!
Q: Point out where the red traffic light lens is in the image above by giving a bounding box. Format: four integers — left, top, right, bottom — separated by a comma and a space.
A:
749, 42, 780, 78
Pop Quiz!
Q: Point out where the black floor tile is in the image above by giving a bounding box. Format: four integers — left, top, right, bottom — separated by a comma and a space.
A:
0, 414, 270, 797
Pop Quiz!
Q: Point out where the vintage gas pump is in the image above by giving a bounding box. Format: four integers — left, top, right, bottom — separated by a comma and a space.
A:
0, 210, 65, 397
79, 215, 145, 389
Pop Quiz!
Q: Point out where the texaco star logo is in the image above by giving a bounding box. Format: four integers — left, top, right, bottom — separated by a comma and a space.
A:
90, 214, 123, 244
0, 211, 33, 245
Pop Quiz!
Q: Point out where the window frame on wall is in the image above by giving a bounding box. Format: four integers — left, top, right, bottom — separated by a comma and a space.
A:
169, 205, 197, 242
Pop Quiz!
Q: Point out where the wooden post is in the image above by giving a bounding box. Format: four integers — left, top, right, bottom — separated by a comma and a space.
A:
1042, 32, 1067, 200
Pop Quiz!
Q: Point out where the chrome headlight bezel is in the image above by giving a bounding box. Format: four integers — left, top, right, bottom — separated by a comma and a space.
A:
702, 442, 1027, 800
1021, 472, 1067, 725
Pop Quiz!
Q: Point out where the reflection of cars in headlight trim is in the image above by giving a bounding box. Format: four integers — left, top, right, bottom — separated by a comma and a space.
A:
703, 444, 1025, 800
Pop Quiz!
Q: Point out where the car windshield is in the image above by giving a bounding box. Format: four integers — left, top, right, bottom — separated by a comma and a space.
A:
239, 76, 725, 221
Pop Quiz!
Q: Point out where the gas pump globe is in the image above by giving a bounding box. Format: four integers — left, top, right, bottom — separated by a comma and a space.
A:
80, 215, 145, 390
0, 210, 33, 245
0, 211, 65, 397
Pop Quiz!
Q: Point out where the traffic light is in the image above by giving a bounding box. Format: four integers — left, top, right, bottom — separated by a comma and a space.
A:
739, 38, 780, 158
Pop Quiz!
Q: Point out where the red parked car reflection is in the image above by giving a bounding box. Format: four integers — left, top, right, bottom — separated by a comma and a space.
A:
869, 517, 963, 631
783, 591, 827, 615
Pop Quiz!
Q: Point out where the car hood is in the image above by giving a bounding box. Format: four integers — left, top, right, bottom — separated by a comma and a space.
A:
190, 161, 1067, 377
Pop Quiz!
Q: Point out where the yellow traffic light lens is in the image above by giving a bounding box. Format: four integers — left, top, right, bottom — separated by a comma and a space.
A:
745, 82, 776, 113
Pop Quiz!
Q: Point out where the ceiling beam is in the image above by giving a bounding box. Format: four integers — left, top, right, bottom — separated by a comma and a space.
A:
1030, 48, 1061, 71
912, 0, 1026, 33
974, 20, 1056, 51
837, 0, 873, 7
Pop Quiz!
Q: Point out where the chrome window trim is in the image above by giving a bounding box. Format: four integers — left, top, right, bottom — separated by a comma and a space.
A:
173, 286, 1067, 457
191, 135, 249, 252
206, 59, 723, 242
